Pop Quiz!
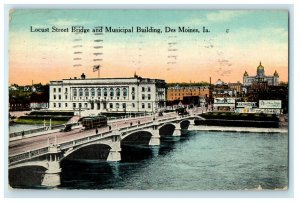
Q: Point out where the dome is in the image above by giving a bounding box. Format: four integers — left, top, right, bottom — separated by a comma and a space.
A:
243, 71, 248, 77
257, 61, 264, 70
274, 70, 279, 77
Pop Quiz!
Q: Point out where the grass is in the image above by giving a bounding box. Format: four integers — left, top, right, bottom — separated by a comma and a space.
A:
14, 118, 67, 125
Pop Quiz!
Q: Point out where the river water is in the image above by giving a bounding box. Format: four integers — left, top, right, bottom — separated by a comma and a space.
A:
9, 124, 43, 133
57, 131, 288, 190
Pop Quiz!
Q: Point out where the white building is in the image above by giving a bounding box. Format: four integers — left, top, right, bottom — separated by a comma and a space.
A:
243, 62, 279, 86
49, 73, 166, 114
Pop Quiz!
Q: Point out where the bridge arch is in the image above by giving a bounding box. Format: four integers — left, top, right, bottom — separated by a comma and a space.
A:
158, 123, 176, 137
158, 123, 176, 130
121, 129, 153, 145
179, 119, 191, 129
9, 161, 49, 170
60, 142, 112, 162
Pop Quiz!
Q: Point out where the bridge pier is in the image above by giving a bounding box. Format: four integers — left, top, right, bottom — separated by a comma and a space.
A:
172, 123, 181, 137
41, 145, 62, 187
107, 131, 121, 162
149, 121, 160, 146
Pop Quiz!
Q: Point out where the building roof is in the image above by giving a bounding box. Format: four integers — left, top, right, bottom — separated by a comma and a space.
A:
257, 61, 264, 70
274, 70, 279, 77
243, 71, 249, 77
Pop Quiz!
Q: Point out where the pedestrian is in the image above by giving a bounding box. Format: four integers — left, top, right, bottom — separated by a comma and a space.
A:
21, 130, 25, 137
96, 128, 98, 134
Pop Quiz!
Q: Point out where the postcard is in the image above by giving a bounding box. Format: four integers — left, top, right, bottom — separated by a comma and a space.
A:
8, 9, 288, 191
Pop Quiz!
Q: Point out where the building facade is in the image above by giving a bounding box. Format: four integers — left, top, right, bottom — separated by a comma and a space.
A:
243, 62, 279, 86
167, 85, 210, 101
212, 79, 235, 98
49, 74, 166, 114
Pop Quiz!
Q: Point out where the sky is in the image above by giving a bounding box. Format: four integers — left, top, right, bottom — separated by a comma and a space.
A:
9, 9, 288, 85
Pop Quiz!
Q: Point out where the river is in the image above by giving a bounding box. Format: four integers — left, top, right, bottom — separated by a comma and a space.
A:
58, 131, 288, 190
9, 124, 43, 133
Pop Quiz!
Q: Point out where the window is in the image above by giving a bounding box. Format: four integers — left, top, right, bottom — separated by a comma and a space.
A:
65, 88, 68, 93
53, 103, 56, 108
104, 88, 107, 96
142, 87, 145, 92
142, 103, 145, 109
132, 95, 135, 100
53, 95, 56, 100
116, 103, 119, 108
110, 103, 113, 108
116, 88, 121, 97
58, 88, 61, 93
79, 88, 83, 96
65, 103, 68, 107
148, 87, 151, 92
73, 103, 76, 108
73, 88, 77, 96
97, 88, 101, 96
132, 103, 135, 108
148, 103, 151, 108
84, 103, 88, 108
58, 103, 61, 108
142, 94, 145, 100
122, 103, 126, 109
59, 95, 61, 100
91, 88, 95, 96
110, 88, 114, 97
53, 88, 56, 93
148, 94, 151, 100
84, 88, 89, 96
132, 87, 135, 92
79, 103, 82, 108
123, 88, 128, 96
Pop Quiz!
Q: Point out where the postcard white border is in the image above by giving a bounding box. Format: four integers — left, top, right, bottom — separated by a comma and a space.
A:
2, 2, 296, 200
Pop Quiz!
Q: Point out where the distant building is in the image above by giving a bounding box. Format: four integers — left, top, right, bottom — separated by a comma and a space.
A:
49, 73, 166, 114
213, 97, 236, 111
167, 85, 210, 101
228, 82, 242, 96
243, 62, 279, 86
212, 79, 235, 98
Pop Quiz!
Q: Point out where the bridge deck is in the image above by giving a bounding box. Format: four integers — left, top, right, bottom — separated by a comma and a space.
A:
9, 113, 179, 157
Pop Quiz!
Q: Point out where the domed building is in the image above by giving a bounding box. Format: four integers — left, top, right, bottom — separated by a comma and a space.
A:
243, 62, 279, 86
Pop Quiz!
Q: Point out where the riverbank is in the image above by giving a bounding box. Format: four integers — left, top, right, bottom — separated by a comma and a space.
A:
189, 125, 288, 133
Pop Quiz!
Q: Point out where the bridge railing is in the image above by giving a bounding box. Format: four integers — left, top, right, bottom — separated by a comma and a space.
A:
107, 113, 155, 122
9, 147, 49, 164
9, 122, 80, 139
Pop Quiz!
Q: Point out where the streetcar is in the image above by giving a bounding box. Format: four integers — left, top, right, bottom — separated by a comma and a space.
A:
80, 115, 108, 129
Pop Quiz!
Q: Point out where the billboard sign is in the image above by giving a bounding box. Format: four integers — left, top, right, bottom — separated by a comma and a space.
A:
236, 102, 257, 108
214, 98, 235, 104
259, 100, 282, 109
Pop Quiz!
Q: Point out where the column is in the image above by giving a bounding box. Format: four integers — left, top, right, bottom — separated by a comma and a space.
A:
41, 145, 61, 187
107, 131, 121, 162
149, 121, 160, 146
172, 123, 181, 137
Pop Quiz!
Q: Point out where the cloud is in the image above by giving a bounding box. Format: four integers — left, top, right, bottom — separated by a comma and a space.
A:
47, 18, 94, 26
206, 11, 246, 22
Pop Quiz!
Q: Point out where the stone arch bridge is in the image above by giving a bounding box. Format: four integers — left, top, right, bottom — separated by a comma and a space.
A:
9, 115, 196, 187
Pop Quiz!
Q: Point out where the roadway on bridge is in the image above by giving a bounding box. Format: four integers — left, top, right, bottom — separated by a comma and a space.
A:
9, 113, 177, 156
